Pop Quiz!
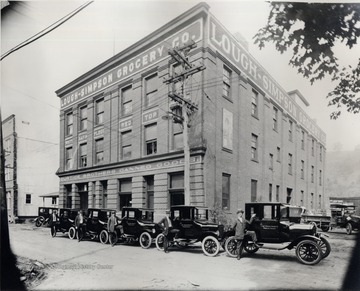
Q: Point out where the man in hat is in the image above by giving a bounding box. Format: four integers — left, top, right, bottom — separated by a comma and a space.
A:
158, 210, 179, 253
231, 209, 258, 260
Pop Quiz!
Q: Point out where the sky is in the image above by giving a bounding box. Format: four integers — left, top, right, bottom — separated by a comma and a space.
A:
1, 0, 360, 155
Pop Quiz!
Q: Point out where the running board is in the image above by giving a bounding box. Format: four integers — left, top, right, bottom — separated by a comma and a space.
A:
254, 243, 291, 251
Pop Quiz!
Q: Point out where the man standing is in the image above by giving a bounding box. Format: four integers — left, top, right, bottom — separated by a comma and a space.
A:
107, 211, 120, 246
158, 210, 179, 253
50, 210, 59, 237
231, 209, 258, 260
75, 210, 85, 242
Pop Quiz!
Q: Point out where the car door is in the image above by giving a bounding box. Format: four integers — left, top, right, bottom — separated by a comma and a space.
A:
258, 205, 281, 243
122, 209, 137, 236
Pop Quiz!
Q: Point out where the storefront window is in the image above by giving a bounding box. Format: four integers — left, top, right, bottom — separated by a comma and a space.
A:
169, 173, 184, 206
119, 179, 132, 210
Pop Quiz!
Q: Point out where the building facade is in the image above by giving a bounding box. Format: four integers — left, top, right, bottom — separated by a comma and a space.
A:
2, 114, 59, 220
55, 3, 326, 220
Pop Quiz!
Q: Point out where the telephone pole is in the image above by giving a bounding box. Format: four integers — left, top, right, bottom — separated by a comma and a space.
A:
164, 41, 205, 205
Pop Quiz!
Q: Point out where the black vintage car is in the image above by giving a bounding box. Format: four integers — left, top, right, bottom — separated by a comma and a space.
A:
224, 203, 331, 265
330, 203, 360, 234
79, 208, 115, 244
155, 205, 224, 257
35, 207, 58, 227
109, 207, 162, 249
51, 208, 79, 239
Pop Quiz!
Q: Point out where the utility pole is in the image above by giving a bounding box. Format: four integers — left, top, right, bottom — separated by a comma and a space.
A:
164, 41, 205, 205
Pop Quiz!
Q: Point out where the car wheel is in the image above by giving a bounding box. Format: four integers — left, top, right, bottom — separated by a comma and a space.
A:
318, 237, 331, 259
99, 230, 109, 244
244, 242, 260, 254
68, 227, 76, 239
296, 239, 322, 265
109, 232, 118, 246
139, 232, 152, 249
155, 233, 165, 251
224, 236, 238, 258
202, 236, 220, 257
321, 225, 330, 232
346, 223, 352, 235
35, 216, 44, 227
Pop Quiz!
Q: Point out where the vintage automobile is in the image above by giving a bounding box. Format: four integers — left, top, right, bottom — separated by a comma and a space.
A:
154, 205, 224, 257
108, 207, 162, 248
35, 207, 59, 227
300, 208, 332, 232
51, 208, 79, 239
78, 208, 115, 244
224, 203, 331, 265
330, 203, 360, 234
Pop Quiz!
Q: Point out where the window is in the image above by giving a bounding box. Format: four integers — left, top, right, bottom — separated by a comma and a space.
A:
121, 130, 132, 160
25, 194, 31, 204
65, 185, 72, 208
222, 66, 231, 99
319, 195, 322, 208
310, 193, 314, 209
95, 138, 104, 164
269, 184, 273, 202
251, 134, 258, 161
272, 107, 278, 131
79, 106, 87, 131
301, 131, 305, 150
79, 143, 87, 168
289, 120, 293, 142
251, 179, 257, 202
222, 174, 230, 210
95, 98, 104, 125
269, 153, 274, 170
119, 179, 132, 209
319, 145, 323, 161
311, 166, 314, 183
145, 176, 154, 209
145, 74, 157, 107
276, 147, 281, 162
145, 123, 157, 155
173, 123, 183, 150
51, 197, 57, 205
276, 185, 280, 202
288, 153, 293, 175
101, 181, 108, 208
300, 190, 304, 206
65, 147, 73, 170
311, 139, 315, 156
169, 173, 184, 206
319, 170, 322, 186
121, 85, 132, 115
301, 160, 305, 179
251, 90, 258, 117
66, 112, 73, 136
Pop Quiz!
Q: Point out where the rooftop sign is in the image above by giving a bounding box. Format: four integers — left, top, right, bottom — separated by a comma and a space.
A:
208, 15, 326, 144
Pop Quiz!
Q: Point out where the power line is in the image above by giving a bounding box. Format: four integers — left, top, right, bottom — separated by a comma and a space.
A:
1, 1, 94, 61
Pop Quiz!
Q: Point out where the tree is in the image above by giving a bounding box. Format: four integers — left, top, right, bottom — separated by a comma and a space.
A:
254, 3, 360, 119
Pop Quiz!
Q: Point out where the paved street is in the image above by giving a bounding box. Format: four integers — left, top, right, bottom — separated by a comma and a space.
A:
9, 223, 357, 290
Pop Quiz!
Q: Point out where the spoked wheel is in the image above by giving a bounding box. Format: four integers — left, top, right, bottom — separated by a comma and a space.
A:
68, 227, 76, 239
346, 223, 353, 235
224, 236, 238, 258
139, 232, 152, 249
109, 232, 118, 246
35, 216, 44, 227
155, 233, 165, 251
99, 230, 109, 244
202, 236, 220, 257
296, 240, 323, 265
318, 237, 331, 259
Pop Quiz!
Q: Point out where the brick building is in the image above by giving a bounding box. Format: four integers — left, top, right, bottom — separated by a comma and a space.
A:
55, 3, 326, 219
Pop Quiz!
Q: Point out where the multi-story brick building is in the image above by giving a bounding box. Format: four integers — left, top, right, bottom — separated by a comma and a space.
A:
55, 3, 326, 220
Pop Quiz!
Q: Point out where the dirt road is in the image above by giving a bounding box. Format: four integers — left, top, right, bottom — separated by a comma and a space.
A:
9, 223, 358, 290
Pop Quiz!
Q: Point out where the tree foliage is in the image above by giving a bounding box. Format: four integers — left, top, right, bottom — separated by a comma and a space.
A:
254, 2, 360, 119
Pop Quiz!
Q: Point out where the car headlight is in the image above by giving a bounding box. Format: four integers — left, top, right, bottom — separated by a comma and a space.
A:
152, 228, 155, 234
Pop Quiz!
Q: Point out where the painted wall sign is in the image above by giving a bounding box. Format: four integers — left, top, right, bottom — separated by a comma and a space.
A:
94, 128, 104, 138
119, 118, 132, 131
208, 15, 326, 144
78, 134, 88, 143
60, 155, 202, 182
60, 19, 203, 109
222, 108, 233, 151
142, 109, 159, 124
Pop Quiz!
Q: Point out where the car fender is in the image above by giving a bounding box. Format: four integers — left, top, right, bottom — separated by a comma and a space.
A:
289, 235, 321, 248
200, 232, 220, 241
